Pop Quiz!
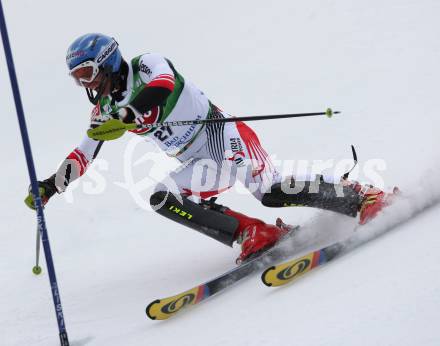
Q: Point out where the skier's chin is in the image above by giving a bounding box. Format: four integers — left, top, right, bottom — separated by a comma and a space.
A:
99, 82, 112, 97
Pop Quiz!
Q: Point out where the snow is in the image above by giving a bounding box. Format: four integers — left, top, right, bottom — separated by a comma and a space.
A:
1, 0, 440, 345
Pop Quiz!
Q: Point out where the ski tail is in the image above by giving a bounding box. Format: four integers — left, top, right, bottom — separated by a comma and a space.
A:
261, 242, 344, 287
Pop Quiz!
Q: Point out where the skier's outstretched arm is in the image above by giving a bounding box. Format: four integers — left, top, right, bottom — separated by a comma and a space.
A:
25, 135, 104, 209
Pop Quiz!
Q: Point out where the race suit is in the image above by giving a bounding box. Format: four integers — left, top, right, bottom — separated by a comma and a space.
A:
51, 53, 281, 201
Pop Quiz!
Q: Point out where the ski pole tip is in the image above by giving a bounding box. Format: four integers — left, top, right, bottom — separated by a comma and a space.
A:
32, 265, 42, 275
325, 108, 340, 118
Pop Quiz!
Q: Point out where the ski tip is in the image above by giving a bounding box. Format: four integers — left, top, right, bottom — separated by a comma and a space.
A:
145, 286, 207, 320
145, 300, 161, 320
261, 266, 275, 287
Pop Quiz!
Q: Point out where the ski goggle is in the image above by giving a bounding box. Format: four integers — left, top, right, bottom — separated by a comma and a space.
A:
69, 60, 100, 86
68, 38, 119, 87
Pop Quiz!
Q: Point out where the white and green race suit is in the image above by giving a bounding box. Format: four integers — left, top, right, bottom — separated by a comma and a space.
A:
53, 53, 282, 201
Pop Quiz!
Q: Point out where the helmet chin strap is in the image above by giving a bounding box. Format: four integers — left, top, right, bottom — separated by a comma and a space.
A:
86, 65, 114, 105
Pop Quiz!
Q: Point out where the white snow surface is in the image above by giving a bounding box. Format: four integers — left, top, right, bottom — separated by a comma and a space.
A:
1, 1, 440, 345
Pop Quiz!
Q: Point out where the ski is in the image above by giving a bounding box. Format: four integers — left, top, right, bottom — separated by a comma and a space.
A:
146, 226, 299, 320
261, 242, 345, 287
261, 188, 426, 288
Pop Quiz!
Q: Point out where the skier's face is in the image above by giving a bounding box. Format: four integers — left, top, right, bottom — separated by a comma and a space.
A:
92, 71, 112, 95
71, 67, 111, 96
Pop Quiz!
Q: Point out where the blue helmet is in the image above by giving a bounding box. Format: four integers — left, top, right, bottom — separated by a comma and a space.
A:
66, 33, 122, 73
66, 33, 123, 104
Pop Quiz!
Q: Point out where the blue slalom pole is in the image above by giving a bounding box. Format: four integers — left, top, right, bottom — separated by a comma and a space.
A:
0, 2, 70, 345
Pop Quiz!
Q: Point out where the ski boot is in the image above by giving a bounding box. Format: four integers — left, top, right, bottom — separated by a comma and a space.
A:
351, 183, 400, 225
225, 209, 289, 264
199, 197, 296, 263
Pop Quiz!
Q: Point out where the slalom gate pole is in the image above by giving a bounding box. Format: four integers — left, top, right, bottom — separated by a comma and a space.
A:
0, 2, 70, 345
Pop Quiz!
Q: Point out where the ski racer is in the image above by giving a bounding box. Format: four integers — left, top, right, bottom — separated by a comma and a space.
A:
25, 33, 393, 263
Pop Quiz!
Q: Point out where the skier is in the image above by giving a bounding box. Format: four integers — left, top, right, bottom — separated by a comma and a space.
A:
25, 33, 393, 263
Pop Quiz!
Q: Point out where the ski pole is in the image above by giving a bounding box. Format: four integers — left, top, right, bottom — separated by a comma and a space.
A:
88, 108, 340, 141
0, 3, 70, 345
33, 225, 42, 275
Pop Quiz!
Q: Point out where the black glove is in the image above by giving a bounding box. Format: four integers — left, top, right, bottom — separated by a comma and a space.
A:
119, 107, 136, 123
24, 175, 58, 210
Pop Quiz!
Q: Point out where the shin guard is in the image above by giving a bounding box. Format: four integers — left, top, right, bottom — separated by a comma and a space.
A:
150, 191, 239, 246
262, 177, 361, 217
